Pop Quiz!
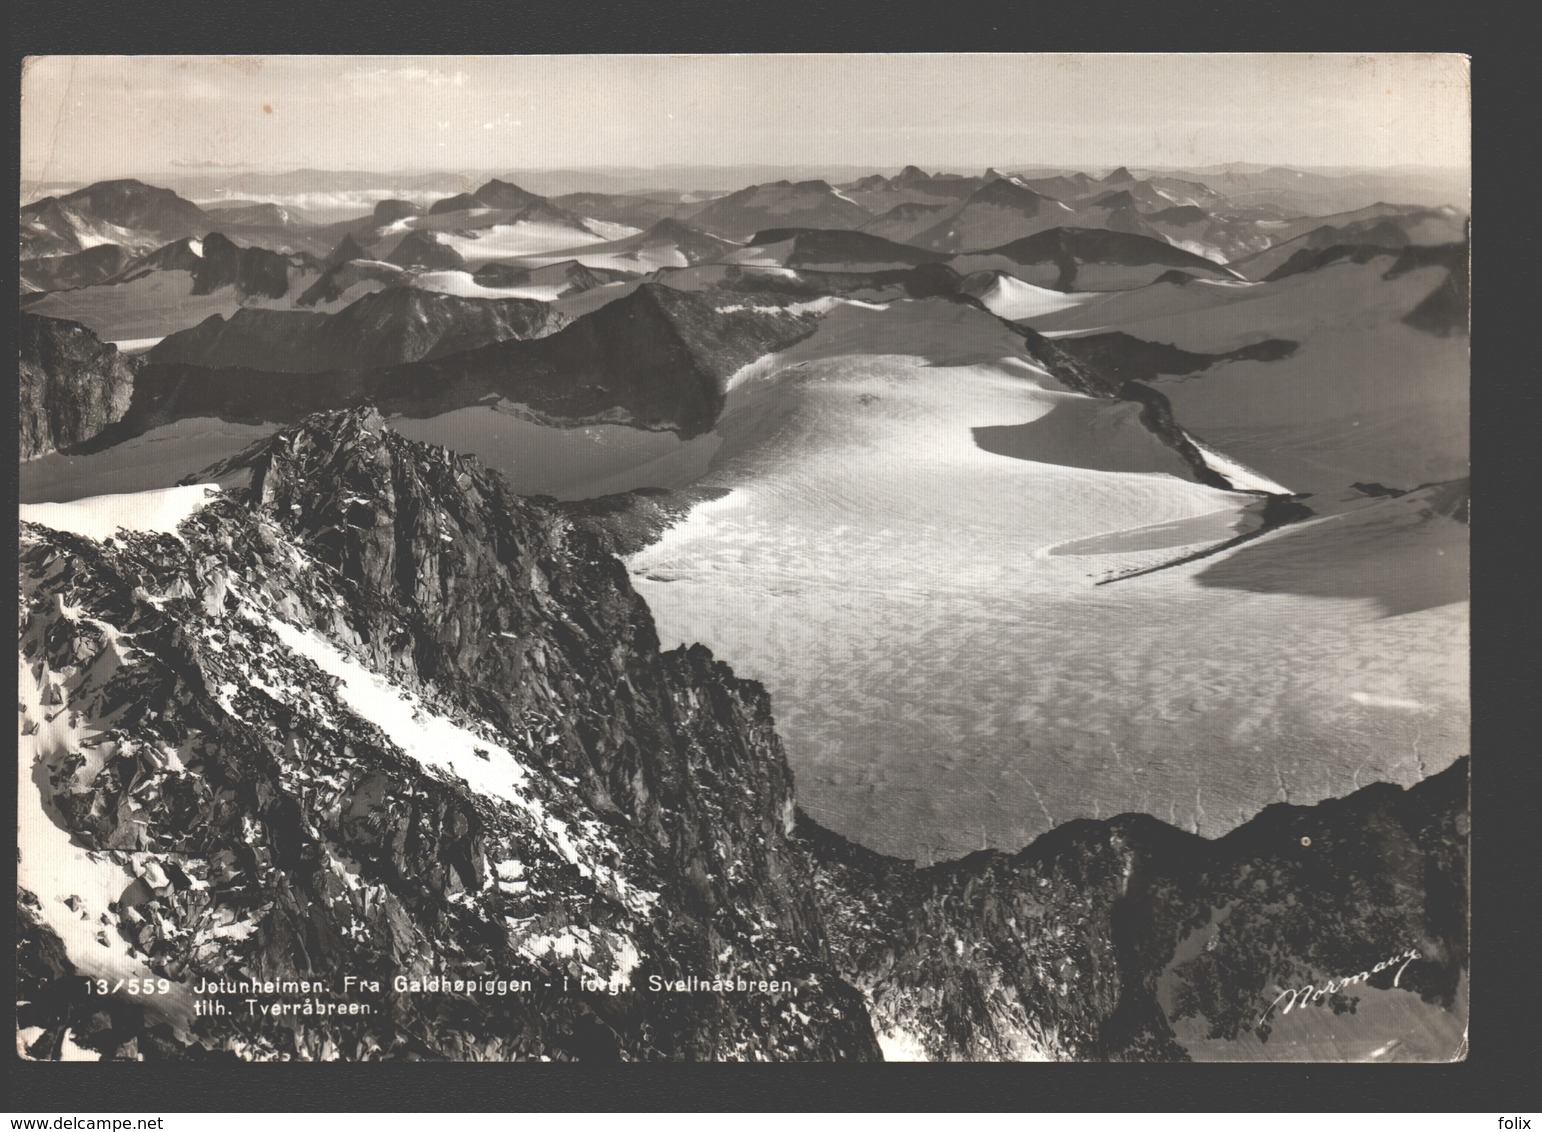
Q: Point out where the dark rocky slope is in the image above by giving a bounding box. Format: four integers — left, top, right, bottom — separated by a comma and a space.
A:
1050, 331, 1298, 385
18, 408, 879, 1061
186, 233, 301, 299
113, 234, 314, 300
804, 757, 1466, 1061
110, 284, 819, 442
18, 312, 140, 459
1386, 242, 1470, 337
20, 244, 138, 295
372, 199, 422, 226
688, 181, 874, 241
653, 261, 967, 304
748, 228, 950, 267
429, 193, 484, 215
977, 228, 1239, 290
324, 231, 373, 269
911, 179, 1067, 252
1002, 323, 1269, 495
148, 289, 567, 373
1263, 242, 1409, 282
385, 230, 467, 271
473, 260, 613, 293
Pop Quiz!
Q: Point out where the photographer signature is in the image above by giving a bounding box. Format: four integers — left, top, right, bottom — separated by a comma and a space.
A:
1259, 948, 1421, 1025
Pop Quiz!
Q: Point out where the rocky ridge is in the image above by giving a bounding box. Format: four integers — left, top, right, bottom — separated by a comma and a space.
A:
18, 408, 878, 1061
113, 284, 820, 441
147, 289, 568, 373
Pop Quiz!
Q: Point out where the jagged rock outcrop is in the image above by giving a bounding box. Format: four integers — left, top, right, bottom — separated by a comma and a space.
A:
17, 408, 880, 1061
805, 757, 1466, 1060
18, 312, 139, 459
148, 289, 567, 373
116, 284, 819, 440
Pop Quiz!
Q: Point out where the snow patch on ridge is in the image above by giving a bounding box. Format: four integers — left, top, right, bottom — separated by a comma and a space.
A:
1188, 438, 1294, 495
19, 485, 221, 543
255, 613, 655, 915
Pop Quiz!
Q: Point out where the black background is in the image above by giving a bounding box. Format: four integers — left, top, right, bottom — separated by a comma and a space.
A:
6, 0, 1534, 1113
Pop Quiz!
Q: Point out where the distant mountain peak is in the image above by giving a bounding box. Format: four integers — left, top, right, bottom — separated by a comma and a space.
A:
1102, 166, 1136, 184
969, 178, 1054, 213
371, 199, 421, 226
471, 178, 546, 211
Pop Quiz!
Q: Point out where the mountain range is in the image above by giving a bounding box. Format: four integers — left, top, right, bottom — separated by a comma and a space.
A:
15, 162, 1471, 1064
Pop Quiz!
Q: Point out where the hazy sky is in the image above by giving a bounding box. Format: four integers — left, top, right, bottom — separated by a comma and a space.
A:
21, 53, 1470, 181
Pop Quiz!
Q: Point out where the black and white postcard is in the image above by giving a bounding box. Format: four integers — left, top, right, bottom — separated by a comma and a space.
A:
17, 53, 1470, 1065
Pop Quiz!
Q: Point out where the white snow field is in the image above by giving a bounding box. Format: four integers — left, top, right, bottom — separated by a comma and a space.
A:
435, 221, 613, 264
20, 484, 221, 541
408, 270, 567, 302
950, 252, 1235, 292
968, 274, 1099, 321
628, 295, 1468, 861
514, 236, 704, 275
